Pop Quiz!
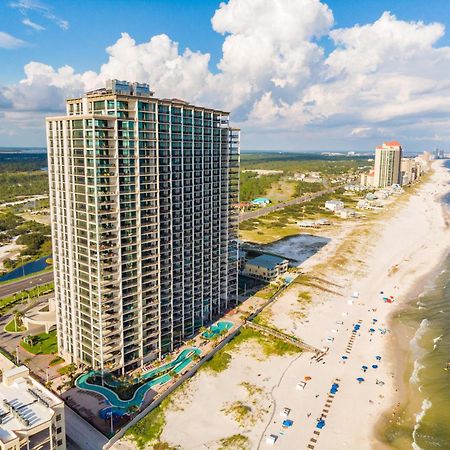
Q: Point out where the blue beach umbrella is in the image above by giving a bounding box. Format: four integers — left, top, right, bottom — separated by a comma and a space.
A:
317, 420, 326, 429
362, 365, 368, 371
357, 377, 365, 383
376, 356, 381, 361
341, 355, 348, 360
369, 328, 375, 333
372, 365, 378, 369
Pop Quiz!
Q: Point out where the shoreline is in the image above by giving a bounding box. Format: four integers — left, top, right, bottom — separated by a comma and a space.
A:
374, 249, 450, 449
374, 177, 450, 449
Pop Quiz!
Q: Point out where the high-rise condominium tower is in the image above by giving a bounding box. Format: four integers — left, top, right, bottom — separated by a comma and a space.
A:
373, 141, 402, 188
47, 80, 240, 373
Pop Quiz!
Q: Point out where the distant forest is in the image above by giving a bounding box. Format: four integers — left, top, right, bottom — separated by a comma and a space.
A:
0, 153, 49, 202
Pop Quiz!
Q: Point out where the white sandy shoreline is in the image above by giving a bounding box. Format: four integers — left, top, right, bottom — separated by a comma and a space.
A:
116, 161, 450, 450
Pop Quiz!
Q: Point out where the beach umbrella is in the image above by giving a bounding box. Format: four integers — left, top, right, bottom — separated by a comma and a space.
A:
372, 365, 378, 369
369, 328, 375, 333
304, 376, 312, 381
316, 419, 326, 429
376, 356, 381, 361
357, 377, 365, 383
362, 365, 368, 371
341, 355, 348, 360
373, 319, 378, 322
380, 291, 384, 294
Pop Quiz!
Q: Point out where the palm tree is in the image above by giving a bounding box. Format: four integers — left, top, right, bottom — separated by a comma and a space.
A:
14, 311, 24, 331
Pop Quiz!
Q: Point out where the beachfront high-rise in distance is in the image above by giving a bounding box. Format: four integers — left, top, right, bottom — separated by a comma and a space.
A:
46, 80, 240, 373
373, 141, 402, 187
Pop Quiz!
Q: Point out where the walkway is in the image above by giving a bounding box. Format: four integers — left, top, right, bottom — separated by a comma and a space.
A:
245, 321, 320, 353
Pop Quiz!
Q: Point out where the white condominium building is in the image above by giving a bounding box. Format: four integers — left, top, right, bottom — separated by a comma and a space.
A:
47, 80, 240, 373
373, 141, 402, 188
0, 365, 66, 450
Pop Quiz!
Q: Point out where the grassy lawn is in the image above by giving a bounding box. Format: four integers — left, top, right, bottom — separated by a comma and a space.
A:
4, 318, 26, 333
21, 330, 57, 354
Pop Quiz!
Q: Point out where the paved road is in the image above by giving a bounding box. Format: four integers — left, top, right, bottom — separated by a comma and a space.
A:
239, 185, 341, 222
0, 270, 54, 298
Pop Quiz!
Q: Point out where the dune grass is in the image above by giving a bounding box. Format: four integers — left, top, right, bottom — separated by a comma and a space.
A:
202, 328, 299, 374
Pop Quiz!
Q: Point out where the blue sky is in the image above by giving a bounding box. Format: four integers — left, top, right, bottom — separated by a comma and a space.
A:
2, 0, 450, 151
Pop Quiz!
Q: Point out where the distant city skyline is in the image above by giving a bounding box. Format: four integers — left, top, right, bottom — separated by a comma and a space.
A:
2, 0, 450, 151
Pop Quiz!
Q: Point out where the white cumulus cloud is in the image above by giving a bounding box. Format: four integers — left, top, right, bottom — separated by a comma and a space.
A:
1, 1, 450, 150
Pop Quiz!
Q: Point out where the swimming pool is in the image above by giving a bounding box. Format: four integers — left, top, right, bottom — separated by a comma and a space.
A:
76, 347, 201, 414
202, 321, 233, 339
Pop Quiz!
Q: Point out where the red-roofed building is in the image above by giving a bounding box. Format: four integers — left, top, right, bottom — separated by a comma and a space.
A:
383, 141, 401, 148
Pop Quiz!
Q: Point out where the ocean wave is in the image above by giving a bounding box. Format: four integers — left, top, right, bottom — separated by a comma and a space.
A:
410, 319, 429, 353
412, 398, 432, 450
409, 319, 429, 384
410, 360, 425, 384
432, 334, 443, 350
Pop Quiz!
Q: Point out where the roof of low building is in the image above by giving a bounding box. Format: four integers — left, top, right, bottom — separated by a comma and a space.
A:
247, 254, 288, 270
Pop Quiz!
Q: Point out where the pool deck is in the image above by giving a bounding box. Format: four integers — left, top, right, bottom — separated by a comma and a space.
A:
66, 317, 240, 436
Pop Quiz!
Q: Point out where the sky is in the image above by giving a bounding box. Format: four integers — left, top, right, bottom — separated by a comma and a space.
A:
1, 0, 450, 151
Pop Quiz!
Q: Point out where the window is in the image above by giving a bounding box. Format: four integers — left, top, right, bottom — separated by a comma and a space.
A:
57, 427, 62, 433
57, 439, 63, 446
56, 414, 61, 421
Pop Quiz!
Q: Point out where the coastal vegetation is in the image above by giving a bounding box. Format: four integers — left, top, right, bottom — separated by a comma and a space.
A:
202, 328, 298, 374
219, 434, 250, 450
0, 153, 48, 203
239, 188, 357, 243
0, 172, 49, 203
240, 172, 283, 202
125, 396, 171, 449
240, 152, 369, 175
0, 211, 51, 273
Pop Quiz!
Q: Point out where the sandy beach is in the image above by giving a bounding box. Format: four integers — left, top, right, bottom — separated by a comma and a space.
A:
116, 161, 450, 450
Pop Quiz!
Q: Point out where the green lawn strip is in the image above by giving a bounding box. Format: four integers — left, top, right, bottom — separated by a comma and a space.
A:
0, 282, 54, 315
21, 330, 57, 355
4, 318, 26, 333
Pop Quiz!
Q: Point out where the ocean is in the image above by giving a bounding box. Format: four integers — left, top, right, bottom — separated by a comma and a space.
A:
380, 160, 450, 449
